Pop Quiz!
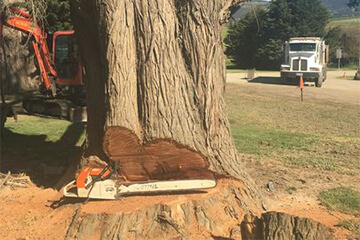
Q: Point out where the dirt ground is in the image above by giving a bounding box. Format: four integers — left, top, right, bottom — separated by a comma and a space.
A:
0, 179, 257, 240
0, 70, 359, 239
227, 70, 360, 106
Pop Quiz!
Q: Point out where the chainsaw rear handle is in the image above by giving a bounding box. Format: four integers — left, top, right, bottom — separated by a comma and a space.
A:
63, 180, 77, 198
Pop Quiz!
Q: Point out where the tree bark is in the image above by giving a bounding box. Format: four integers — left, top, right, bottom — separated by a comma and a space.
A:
1, 27, 40, 94
64, 179, 262, 240
69, 0, 267, 225
65, 2, 338, 239
71, 0, 251, 180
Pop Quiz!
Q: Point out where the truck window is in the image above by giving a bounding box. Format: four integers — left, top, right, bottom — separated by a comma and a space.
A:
290, 43, 316, 52
54, 34, 79, 79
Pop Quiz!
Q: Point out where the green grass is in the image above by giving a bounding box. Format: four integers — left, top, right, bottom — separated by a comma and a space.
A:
231, 125, 317, 155
226, 68, 279, 73
4, 115, 86, 157
230, 122, 358, 171
330, 16, 360, 23
5, 116, 77, 142
226, 68, 246, 73
227, 88, 360, 137
286, 186, 297, 194
226, 84, 360, 174
222, 26, 228, 40
338, 219, 360, 236
319, 187, 360, 215
285, 156, 337, 171
328, 66, 358, 71
2, 115, 86, 186
328, 17, 360, 40
336, 76, 357, 80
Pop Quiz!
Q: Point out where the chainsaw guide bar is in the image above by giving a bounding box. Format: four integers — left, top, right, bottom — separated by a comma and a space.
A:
64, 167, 216, 200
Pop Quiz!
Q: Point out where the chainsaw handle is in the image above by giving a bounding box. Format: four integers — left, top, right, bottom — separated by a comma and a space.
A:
63, 180, 77, 198
85, 165, 114, 190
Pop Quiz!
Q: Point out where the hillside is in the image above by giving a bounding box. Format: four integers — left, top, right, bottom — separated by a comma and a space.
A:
322, 0, 360, 17
233, 0, 359, 19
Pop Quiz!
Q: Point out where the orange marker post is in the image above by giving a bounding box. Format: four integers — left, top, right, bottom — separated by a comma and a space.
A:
299, 75, 304, 102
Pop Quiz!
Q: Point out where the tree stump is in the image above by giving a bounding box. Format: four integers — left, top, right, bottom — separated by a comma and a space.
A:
64, 179, 261, 240
66, 1, 336, 239
355, 70, 360, 80
63, 179, 334, 240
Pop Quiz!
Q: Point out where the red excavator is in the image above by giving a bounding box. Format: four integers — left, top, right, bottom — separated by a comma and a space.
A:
0, 7, 86, 121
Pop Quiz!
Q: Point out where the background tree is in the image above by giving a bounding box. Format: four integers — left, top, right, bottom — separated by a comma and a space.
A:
225, 0, 329, 70
45, 0, 72, 32
0, 0, 72, 95
348, 0, 360, 9
348, 0, 360, 79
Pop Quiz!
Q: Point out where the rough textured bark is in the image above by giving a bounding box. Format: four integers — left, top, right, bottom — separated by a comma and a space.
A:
1, 0, 40, 94
241, 212, 335, 240
64, 179, 260, 240
65, 2, 338, 239
63, 180, 334, 240
69, 0, 270, 237
71, 0, 250, 181
1, 27, 39, 94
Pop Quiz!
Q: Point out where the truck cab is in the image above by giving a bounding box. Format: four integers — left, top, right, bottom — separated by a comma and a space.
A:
280, 37, 329, 87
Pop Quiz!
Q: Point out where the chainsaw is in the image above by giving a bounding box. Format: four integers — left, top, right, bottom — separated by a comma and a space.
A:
64, 166, 216, 200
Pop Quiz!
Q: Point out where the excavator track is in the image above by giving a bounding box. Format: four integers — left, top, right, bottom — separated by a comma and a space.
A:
23, 96, 87, 122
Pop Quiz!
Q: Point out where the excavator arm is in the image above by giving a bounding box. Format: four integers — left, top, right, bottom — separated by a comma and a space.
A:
0, 7, 57, 96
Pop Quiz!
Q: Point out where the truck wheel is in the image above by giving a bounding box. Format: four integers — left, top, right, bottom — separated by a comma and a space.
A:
315, 76, 323, 88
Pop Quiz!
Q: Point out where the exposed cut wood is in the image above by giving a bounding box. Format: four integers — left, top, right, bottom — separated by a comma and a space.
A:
103, 126, 212, 181
103, 126, 142, 157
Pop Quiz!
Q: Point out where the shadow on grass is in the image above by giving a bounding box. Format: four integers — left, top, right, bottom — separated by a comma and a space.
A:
248, 76, 299, 86
1, 122, 86, 188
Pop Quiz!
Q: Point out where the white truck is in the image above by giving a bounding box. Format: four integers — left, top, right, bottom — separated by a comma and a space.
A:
280, 37, 329, 87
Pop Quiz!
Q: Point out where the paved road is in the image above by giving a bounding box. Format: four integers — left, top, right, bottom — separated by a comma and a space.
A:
226, 70, 360, 106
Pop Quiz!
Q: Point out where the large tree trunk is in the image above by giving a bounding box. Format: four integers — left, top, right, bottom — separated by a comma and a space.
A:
65, 1, 338, 239
69, 0, 269, 237
1, 25, 40, 94
71, 0, 250, 181
69, 0, 264, 214
1, 0, 40, 95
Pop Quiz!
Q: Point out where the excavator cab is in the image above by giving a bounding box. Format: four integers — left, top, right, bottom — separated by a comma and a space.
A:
52, 30, 83, 93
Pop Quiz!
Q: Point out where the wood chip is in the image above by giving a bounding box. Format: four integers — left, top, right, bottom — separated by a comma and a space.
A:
0, 171, 11, 190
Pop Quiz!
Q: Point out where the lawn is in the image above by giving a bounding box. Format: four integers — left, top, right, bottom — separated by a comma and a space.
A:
1, 115, 86, 187
3, 88, 359, 183
225, 81, 360, 235
319, 187, 360, 215
226, 84, 360, 175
